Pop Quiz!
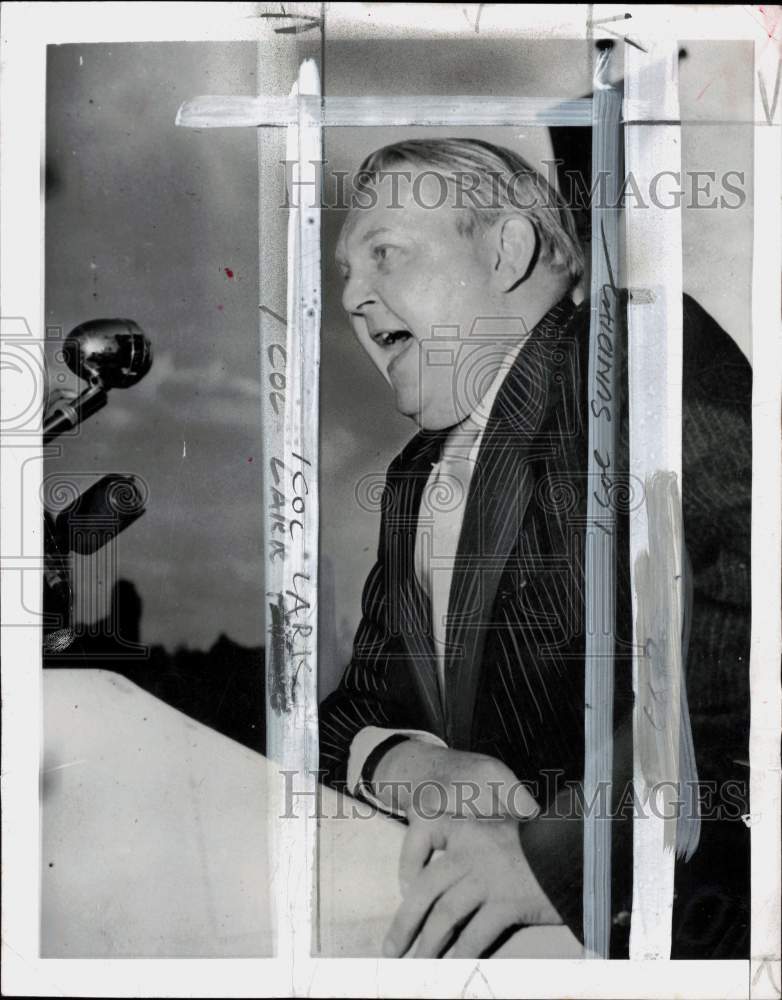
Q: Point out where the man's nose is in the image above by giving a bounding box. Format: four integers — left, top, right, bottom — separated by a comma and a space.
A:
341, 271, 377, 316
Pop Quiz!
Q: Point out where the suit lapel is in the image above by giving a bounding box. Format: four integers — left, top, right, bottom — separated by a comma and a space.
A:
385, 430, 448, 738
445, 300, 579, 748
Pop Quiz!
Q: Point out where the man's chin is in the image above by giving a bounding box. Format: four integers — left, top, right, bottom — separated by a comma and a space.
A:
391, 390, 421, 424
406, 408, 459, 432
392, 390, 457, 431
398, 405, 424, 426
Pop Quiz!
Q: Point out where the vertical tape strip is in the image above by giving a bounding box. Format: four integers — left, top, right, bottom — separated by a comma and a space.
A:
749, 36, 782, 1000
258, 29, 298, 969
263, 57, 321, 977
624, 41, 684, 960
293, 56, 322, 965
0, 12, 46, 976
583, 59, 622, 960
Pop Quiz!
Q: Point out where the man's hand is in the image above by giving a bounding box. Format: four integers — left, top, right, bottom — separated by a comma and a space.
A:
371, 741, 539, 821
383, 813, 562, 958
369, 741, 549, 956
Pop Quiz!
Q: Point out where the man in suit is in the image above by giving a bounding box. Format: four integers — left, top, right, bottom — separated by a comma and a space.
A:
319, 138, 751, 959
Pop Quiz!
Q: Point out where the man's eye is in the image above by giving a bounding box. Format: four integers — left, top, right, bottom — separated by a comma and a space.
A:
372, 245, 396, 263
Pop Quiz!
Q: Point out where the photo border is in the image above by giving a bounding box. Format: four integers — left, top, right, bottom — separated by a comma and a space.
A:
1, 4, 779, 997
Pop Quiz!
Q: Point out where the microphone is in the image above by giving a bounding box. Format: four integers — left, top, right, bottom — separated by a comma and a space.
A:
43, 319, 152, 443
54, 474, 147, 555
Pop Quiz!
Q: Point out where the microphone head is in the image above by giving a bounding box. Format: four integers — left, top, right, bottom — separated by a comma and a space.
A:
63, 319, 152, 390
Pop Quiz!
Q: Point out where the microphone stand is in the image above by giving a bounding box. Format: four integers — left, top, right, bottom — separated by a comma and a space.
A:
43, 319, 152, 653
43, 383, 108, 444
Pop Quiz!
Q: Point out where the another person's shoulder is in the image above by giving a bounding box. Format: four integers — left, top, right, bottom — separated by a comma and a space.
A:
569, 290, 750, 409
681, 293, 751, 411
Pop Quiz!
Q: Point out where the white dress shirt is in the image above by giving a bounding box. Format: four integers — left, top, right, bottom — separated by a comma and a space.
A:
346, 337, 531, 807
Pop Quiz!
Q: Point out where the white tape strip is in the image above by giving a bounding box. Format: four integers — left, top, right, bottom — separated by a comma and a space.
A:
175, 94, 593, 128
749, 36, 782, 1000
624, 40, 684, 961
0, 14, 46, 984
263, 58, 322, 975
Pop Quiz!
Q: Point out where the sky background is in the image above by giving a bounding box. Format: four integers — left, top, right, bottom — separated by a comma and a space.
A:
44, 37, 753, 694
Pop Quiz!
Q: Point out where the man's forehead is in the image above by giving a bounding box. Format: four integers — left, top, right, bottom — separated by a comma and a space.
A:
336, 211, 402, 258
335, 170, 465, 259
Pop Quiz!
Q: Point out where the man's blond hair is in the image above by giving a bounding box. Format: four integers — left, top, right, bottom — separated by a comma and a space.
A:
355, 137, 584, 285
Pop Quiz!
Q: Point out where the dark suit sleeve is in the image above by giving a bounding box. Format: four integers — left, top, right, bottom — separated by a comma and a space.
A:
319, 564, 403, 788
319, 460, 429, 790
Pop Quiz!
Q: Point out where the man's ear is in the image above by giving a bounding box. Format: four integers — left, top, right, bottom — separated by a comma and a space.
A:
492, 215, 540, 293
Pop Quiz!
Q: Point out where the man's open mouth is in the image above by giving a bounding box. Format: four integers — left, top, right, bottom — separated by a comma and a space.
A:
381, 331, 416, 377
371, 329, 413, 347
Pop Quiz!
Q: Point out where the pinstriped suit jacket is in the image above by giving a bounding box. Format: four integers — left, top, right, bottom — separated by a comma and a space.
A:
319, 294, 752, 958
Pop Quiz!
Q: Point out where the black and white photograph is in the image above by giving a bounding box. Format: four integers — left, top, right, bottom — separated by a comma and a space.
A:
1, 4, 780, 998
315, 36, 755, 962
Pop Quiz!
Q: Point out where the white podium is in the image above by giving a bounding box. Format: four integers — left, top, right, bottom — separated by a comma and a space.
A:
42, 670, 580, 958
